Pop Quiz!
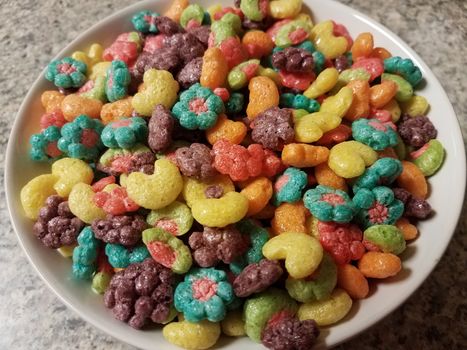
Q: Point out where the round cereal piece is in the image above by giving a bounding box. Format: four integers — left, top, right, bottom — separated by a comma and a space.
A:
91, 271, 112, 295
262, 232, 323, 279
243, 288, 298, 342
398, 114, 437, 148
286, 253, 337, 303
304, 185, 356, 223
142, 227, 192, 274
411, 139, 445, 177
272, 167, 308, 206
363, 224, 406, 255
147, 201, 193, 236
393, 188, 433, 219
221, 310, 245, 337
163, 319, 221, 350
358, 251, 402, 278
174, 267, 235, 322
21, 174, 58, 220
298, 288, 352, 326
104, 60, 131, 102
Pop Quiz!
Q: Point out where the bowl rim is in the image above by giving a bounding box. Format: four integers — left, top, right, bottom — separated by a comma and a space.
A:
5, 0, 466, 348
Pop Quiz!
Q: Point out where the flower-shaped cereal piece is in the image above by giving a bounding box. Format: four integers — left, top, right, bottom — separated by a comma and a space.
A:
172, 83, 224, 130
132, 10, 161, 34
384, 56, 422, 87
303, 185, 356, 223
101, 117, 148, 149
105, 243, 150, 268
353, 157, 403, 193
29, 126, 64, 161
105, 60, 131, 102
45, 57, 87, 89
272, 167, 307, 206
57, 115, 104, 161
352, 118, 398, 151
353, 186, 404, 228
72, 226, 101, 279
174, 267, 235, 322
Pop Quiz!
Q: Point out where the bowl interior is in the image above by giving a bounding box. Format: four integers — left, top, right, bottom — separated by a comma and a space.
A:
5, 0, 466, 349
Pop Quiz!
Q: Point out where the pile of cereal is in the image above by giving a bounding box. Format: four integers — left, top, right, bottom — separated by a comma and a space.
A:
20, 0, 445, 348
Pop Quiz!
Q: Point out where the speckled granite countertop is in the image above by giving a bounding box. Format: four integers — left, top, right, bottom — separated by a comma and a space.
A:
0, 0, 466, 349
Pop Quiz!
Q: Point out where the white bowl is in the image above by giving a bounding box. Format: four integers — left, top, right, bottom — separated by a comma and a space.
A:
5, 0, 466, 349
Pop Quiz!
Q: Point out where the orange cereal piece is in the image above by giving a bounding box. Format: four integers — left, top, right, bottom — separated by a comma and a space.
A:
200, 47, 229, 90
281, 143, 329, 168
246, 76, 279, 120
369, 80, 398, 108
358, 251, 402, 279
100, 97, 133, 124
271, 202, 308, 235
370, 47, 392, 60
337, 264, 369, 299
344, 80, 370, 121
206, 114, 247, 145
164, 0, 189, 22
41, 90, 65, 112
242, 30, 274, 59
314, 163, 348, 192
396, 161, 428, 199
252, 203, 276, 220
351, 32, 374, 60
395, 217, 418, 241
61, 94, 103, 121
240, 177, 273, 216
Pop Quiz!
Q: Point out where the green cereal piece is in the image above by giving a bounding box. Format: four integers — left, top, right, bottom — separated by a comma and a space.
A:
363, 225, 406, 255
143, 228, 193, 274
131, 10, 160, 34
353, 157, 403, 192
240, 0, 264, 22
243, 288, 298, 342
228, 59, 260, 90
92, 271, 112, 294
285, 253, 337, 303
382, 73, 413, 102
275, 20, 312, 48
80, 75, 107, 102
99, 143, 151, 168
211, 21, 236, 45
412, 139, 445, 176
220, 12, 242, 34
180, 4, 205, 28
331, 68, 371, 94
394, 135, 407, 160
384, 56, 423, 87
105, 60, 131, 102
226, 92, 244, 114
45, 57, 87, 89
105, 243, 150, 268
280, 93, 320, 113
146, 201, 193, 236
292, 109, 309, 123
312, 51, 325, 74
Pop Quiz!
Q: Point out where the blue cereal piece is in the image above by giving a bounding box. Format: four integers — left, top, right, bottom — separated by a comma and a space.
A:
72, 227, 100, 280
280, 93, 320, 113
352, 118, 399, 151
57, 115, 104, 161
45, 57, 87, 89
353, 157, 403, 192
29, 125, 63, 161
131, 10, 160, 34
384, 56, 423, 87
101, 117, 148, 149
353, 186, 404, 229
105, 60, 131, 102
273, 167, 308, 206
303, 185, 356, 223
105, 243, 150, 268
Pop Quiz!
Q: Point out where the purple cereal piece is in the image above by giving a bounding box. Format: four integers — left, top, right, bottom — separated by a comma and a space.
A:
261, 313, 320, 350
233, 259, 283, 297
92, 214, 147, 246
205, 185, 224, 199
251, 107, 295, 151
155, 16, 185, 35
188, 226, 250, 267
176, 57, 203, 89
187, 25, 211, 47
33, 195, 84, 249
132, 48, 181, 81
242, 16, 274, 30
393, 187, 433, 219
334, 55, 351, 73
272, 47, 314, 73
104, 258, 173, 329
175, 143, 217, 179
164, 33, 205, 64
397, 114, 437, 148
148, 104, 175, 153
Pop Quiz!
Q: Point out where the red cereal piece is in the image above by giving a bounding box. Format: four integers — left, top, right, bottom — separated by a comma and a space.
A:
316, 124, 352, 146
143, 34, 167, 54
103, 33, 140, 66
369, 107, 392, 123
332, 21, 353, 50
213, 87, 230, 102
213, 7, 244, 21
279, 70, 316, 91
92, 176, 116, 192
219, 37, 248, 69
266, 19, 292, 42
147, 241, 176, 268
40, 110, 66, 130
352, 57, 384, 81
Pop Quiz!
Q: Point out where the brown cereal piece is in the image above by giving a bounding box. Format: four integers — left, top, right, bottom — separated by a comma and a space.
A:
204, 185, 224, 199
271, 47, 314, 73
393, 187, 433, 219
187, 25, 211, 47
175, 143, 217, 179
131, 48, 181, 82
155, 16, 185, 35
188, 226, 250, 267
33, 195, 85, 249
176, 57, 203, 89
233, 259, 283, 297
92, 214, 148, 246
163, 32, 206, 64
148, 104, 175, 153
397, 114, 437, 148
250, 107, 294, 151
104, 258, 174, 329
